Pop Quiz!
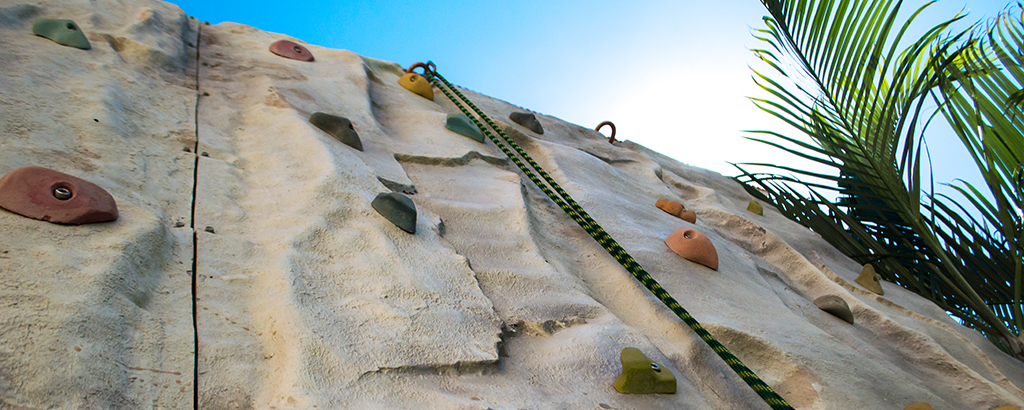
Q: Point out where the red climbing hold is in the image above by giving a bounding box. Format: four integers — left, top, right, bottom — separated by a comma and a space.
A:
0, 166, 118, 225
269, 40, 314, 62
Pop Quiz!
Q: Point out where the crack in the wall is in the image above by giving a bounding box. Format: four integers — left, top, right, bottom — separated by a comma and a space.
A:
189, 22, 202, 410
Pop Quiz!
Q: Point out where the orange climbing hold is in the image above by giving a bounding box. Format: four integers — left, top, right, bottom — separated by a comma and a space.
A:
665, 228, 718, 270
399, 62, 434, 100
655, 199, 696, 223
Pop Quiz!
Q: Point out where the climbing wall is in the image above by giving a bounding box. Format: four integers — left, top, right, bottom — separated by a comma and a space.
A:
1, 0, 1024, 409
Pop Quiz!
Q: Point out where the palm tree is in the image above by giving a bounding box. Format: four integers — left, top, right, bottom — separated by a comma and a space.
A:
734, 0, 1024, 359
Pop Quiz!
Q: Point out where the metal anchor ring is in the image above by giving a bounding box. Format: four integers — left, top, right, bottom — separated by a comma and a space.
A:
596, 121, 616, 144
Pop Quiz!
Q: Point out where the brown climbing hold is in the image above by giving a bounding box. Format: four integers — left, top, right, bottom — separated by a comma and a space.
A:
268, 40, 314, 62
813, 295, 854, 324
596, 121, 616, 144
904, 403, 935, 410
0, 166, 117, 225
856, 264, 884, 295
992, 407, 1022, 410
664, 228, 718, 270
655, 199, 696, 223
509, 112, 544, 134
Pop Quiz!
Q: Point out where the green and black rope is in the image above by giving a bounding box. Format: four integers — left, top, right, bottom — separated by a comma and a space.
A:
429, 68, 794, 410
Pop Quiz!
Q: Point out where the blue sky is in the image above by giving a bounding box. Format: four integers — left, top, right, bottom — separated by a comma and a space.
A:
170, 0, 1011, 194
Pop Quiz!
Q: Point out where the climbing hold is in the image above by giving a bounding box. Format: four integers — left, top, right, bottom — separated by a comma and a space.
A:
993, 407, 1022, 410
0, 166, 117, 225
371, 192, 416, 234
268, 40, 314, 62
399, 63, 434, 100
310, 112, 362, 151
596, 121, 616, 144
613, 347, 676, 394
655, 198, 697, 223
32, 19, 90, 50
813, 295, 854, 324
509, 112, 544, 134
747, 200, 763, 215
446, 113, 484, 143
903, 403, 935, 410
856, 264, 884, 295
664, 228, 718, 270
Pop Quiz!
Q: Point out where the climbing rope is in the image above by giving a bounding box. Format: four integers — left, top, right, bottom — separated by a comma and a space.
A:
425, 64, 795, 410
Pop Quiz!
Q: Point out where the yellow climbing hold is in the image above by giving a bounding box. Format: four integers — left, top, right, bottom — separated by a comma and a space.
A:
613, 347, 676, 394
399, 72, 434, 100
747, 200, 763, 215
856, 264, 884, 295
903, 403, 935, 410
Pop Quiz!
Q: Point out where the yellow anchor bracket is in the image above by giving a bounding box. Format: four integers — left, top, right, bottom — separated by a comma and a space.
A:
399, 62, 435, 100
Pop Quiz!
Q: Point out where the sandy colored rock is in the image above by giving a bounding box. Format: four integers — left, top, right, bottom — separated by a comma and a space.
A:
2, 0, 1024, 409
813, 295, 855, 325
857, 264, 885, 295
664, 228, 719, 270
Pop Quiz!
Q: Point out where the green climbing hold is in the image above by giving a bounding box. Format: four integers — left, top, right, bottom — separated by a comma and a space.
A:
371, 192, 416, 234
446, 113, 484, 143
747, 200, 763, 215
32, 19, 90, 50
310, 112, 362, 151
613, 347, 676, 394
509, 112, 544, 134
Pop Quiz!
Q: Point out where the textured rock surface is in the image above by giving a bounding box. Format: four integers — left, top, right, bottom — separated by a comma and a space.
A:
1, 0, 1024, 409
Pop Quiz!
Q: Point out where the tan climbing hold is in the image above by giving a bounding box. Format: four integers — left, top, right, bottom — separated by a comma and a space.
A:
904, 403, 935, 410
747, 200, 763, 215
856, 264, 884, 295
655, 199, 696, 223
813, 295, 854, 325
665, 228, 718, 270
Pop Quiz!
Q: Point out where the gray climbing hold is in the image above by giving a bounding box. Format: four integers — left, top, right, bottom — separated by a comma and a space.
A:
33, 19, 90, 50
446, 113, 484, 143
310, 112, 362, 151
371, 192, 416, 234
813, 295, 854, 325
509, 112, 543, 134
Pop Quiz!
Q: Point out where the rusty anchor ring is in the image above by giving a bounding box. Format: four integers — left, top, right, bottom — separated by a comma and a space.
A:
406, 61, 436, 80
596, 121, 617, 144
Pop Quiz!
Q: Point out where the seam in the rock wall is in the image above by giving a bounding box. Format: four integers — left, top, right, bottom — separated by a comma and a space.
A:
190, 22, 202, 410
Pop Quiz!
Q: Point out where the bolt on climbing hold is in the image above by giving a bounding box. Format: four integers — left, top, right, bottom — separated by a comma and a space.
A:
371, 192, 417, 234
613, 347, 676, 394
174, 221, 185, 228
399, 62, 435, 100
204, 226, 215, 234
509, 112, 543, 134
747, 200, 763, 215
596, 121, 616, 144
856, 264, 884, 295
32, 19, 91, 50
655, 199, 696, 223
309, 112, 363, 151
813, 295, 854, 324
664, 228, 718, 270
445, 113, 484, 143
904, 403, 935, 410
268, 40, 314, 62
0, 166, 117, 225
